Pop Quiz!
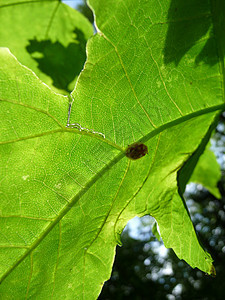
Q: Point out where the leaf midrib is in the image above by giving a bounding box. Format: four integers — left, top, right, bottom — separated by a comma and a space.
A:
1, 102, 224, 148
1, 102, 224, 284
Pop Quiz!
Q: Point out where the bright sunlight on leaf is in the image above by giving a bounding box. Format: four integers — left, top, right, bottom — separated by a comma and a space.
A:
0, 0, 225, 299
0, 0, 93, 94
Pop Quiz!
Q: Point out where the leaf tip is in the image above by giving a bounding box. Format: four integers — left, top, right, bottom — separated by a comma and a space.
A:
209, 264, 216, 277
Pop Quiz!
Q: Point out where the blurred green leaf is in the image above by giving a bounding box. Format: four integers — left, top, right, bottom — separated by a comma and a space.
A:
190, 143, 221, 199
152, 221, 161, 242
77, 0, 94, 23
0, 0, 225, 298
0, 0, 93, 94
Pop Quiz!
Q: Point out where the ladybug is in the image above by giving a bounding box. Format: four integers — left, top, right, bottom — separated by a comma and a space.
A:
125, 142, 148, 160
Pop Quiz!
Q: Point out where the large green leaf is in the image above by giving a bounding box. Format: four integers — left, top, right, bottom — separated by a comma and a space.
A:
1, 0, 225, 298
0, 0, 93, 94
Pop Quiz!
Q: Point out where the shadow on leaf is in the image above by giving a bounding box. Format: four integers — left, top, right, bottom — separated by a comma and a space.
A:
26, 28, 87, 93
163, 0, 216, 66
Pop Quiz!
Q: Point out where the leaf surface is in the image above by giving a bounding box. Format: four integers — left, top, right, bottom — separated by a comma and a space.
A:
0, 0, 93, 94
0, 0, 225, 298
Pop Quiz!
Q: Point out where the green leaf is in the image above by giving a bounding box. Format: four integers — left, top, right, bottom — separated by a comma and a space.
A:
1, 0, 225, 298
152, 221, 161, 241
189, 143, 221, 199
0, 0, 93, 94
